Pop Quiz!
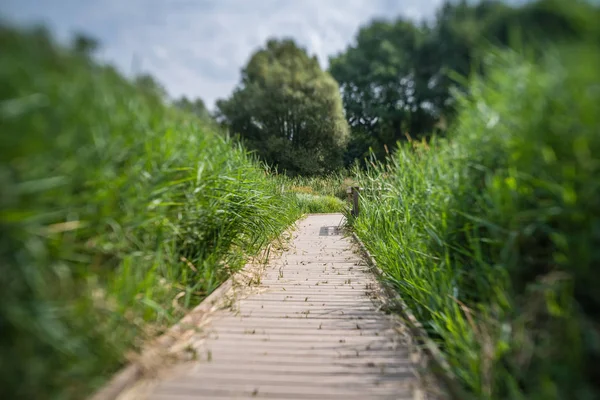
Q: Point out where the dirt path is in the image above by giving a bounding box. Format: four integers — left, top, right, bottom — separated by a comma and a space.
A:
117, 214, 437, 399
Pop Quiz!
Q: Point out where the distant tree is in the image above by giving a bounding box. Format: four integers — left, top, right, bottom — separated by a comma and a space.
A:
329, 19, 429, 164
134, 73, 167, 100
216, 39, 349, 175
330, 0, 599, 166
482, 0, 600, 46
72, 32, 99, 57
173, 96, 211, 120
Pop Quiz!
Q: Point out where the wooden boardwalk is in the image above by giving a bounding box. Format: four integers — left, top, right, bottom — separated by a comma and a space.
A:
119, 214, 433, 400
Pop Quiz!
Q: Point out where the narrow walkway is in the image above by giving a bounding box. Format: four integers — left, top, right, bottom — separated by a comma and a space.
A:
130, 214, 429, 399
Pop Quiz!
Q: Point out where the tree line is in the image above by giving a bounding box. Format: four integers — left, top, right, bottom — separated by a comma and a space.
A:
77, 0, 600, 176
215, 0, 599, 175
329, 0, 599, 165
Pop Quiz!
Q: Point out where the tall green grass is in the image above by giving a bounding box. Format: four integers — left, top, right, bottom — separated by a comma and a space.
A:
0, 25, 301, 399
351, 44, 600, 399
281, 172, 354, 200
270, 172, 351, 213
290, 192, 346, 214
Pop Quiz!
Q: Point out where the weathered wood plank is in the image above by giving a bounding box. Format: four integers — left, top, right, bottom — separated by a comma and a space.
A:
124, 214, 432, 400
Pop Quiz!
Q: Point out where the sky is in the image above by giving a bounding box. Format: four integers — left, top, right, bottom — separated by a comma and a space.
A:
2, 0, 449, 109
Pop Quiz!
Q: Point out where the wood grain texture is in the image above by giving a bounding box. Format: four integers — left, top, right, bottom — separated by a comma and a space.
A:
123, 214, 437, 400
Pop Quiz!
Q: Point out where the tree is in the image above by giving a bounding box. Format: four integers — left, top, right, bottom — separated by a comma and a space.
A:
482, 0, 600, 46
216, 39, 349, 175
328, 2, 508, 164
72, 32, 99, 57
330, 0, 599, 166
173, 96, 211, 121
329, 18, 438, 164
134, 73, 167, 100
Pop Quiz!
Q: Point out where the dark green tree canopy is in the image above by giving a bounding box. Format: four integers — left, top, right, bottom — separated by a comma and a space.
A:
71, 32, 99, 56
329, 18, 429, 164
216, 39, 349, 175
173, 96, 211, 120
330, 0, 599, 165
134, 73, 167, 100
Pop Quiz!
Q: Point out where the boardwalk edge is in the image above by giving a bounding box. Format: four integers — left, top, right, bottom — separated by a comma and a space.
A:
88, 278, 235, 400
350, 232, 471, 400
88, 221, 301, 400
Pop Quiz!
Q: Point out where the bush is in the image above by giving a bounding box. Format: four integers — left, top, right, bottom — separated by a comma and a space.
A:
352, 44, 600, 399
0, 25, 300, 399
293, 193, 346, 214
283, 172, 355, 200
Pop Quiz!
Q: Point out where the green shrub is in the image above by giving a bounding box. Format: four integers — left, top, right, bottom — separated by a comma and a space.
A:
0, 25, 300, 399
293, 193, 346, 214
352, 44, 600, 399
282, 172, 355, 199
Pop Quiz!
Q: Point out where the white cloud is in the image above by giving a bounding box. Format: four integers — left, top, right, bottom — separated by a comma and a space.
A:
1, 0, 444, 109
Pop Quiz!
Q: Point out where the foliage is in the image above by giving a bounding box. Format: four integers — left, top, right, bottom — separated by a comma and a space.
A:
329, 18, 431, 164
268, 173, 350, 213
0, 25, 301, 399
292, 193, 346, 214
216, 39, 349, 176
281, 172, 355, 200
351, 44, 600, 399
330, 0, 600, 165
134, 73, 168, 100
173, 95, 212, 121
71, 32, 100, 56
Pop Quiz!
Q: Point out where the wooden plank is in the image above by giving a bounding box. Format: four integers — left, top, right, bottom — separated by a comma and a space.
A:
190, 350, 410, 362
152, 382, 413, 398
120, 214, 434, 400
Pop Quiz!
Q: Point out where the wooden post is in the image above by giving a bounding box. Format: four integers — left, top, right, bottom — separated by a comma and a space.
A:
347, 186, 361, 217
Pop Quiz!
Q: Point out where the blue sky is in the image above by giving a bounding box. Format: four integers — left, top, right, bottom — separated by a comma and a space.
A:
2, 0, 458, 108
